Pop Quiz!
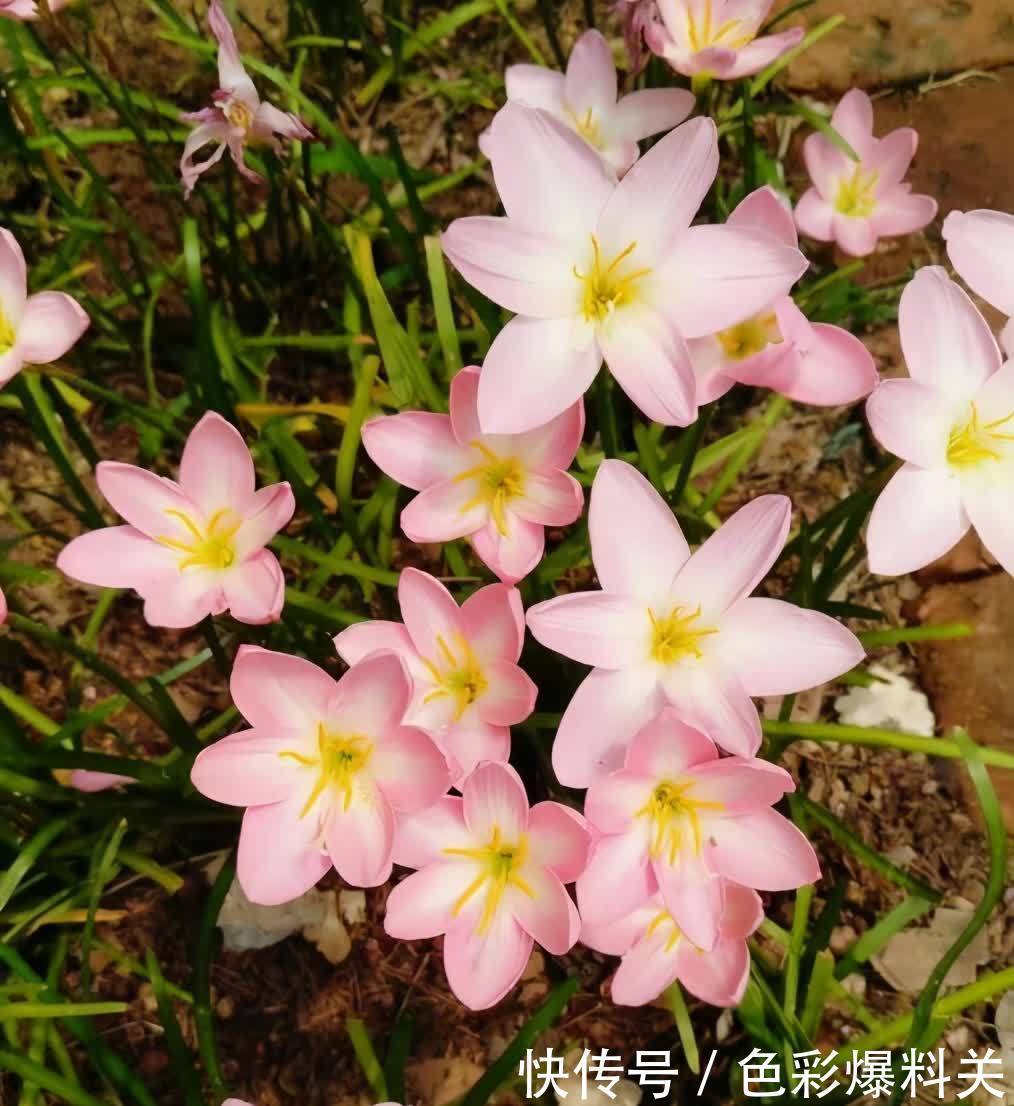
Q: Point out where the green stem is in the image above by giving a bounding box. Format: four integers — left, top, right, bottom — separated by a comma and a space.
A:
664, 981, 700, 1074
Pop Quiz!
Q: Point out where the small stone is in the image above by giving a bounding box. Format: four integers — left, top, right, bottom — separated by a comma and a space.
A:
339, 889, 367, 926
830, 925, 856, 953
216, 995, 235, 1019
522, 949, 545, 981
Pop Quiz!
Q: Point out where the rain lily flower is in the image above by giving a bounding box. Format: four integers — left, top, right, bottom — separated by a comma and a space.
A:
690, 187, 877, 406
582, 882, 762, 1007
58, 412, 294, 628
362, 366, 584, 584
0, 229, 89, 388
191, 646, 449, 904
795, 89, 937, 257
618, 0, 663, 73
385, 762, 590, 1010
62, 770, 135, 792
576, 710, 817, 949
181, 0, 314, 198
443, 105, 806, 434
484, 29, 693, 175
334, 568, 537, 782
526, 460, 864, 786
943, 208, 1014, 357
865, 266, 1014, 576
646, 0, 804, 81
0, 0, 69, 19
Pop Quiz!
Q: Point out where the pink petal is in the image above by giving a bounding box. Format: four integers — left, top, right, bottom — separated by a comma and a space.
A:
508, 865, 579, 954
482, 102, 613, 238
448, 365, 483, 444
720, 26, 804, 79
597, 117, 717, 265
664, 664, 762, 758
237, 794, 331, 906
475, 659, 536, 726
670, 494, 790, 618
440, 216, 582, 318
384, 862, 475, 938
462, 761, 529, 841
94, 461, 193, 540
180, 121, 229, 198
553, 666, 664, 787
527, 802, 591, 883
729, 185, 798, 247
17, 292, 89, 365
865, 378, 953, 468
324, 786, 395, 887
793, 187, 835, 242
866, 128, 917, 188
800, 133, 850, 203
525, 590, 648, 669
589, 459, 690, 600
330, 650, 413, 737
721, 882, 764, 940
208, 0, 257, 101
190, 727, 302, 807
511, 470, 584, 526
831, 214, 878, 257
0, 228, 26, 325
57, 526, 178, 591
868, 188, 937, 238
178, 412, 255, 512
333, 619, 416, 667
513, 396, 585, 470
469, 517, 545, 585
943, 208, 1014, 317
565, 29, 617, 118
962, 474, 1014, 576
866, 464, 970, 576
610, 87, 694, 143
687, 756, 795, 811
707, 808, 820, 890
362, 411, 468, 491
254, 101, 314, 142
599, 305, 698, 426
674, 933, 750, 1006
66, 770, 134, 793
459, 582, 525, 664
898, 266, 1000, 402
477, 314, 602, 434
584, 768, 652, 834
400, 476, 489, 543
372, 724, 449, 812
626, 710, 718, 777
397, 567, 463, 661
504, 64, 566, 114
392, 795, 469, 868
221, 550, 285, 625
231, 644, 336, 732
576, 829, 656, 925
437, 720, 511, 785
611, 926, 682, 1006
443, 905, 533, 1010
581, 898, 659, 956
0, 347, 24, 387
233, 484, 296, 558
661, 224, 807, 340
140, 571, 222, 629
656, 852, 724, 951
830, 89, 875, 156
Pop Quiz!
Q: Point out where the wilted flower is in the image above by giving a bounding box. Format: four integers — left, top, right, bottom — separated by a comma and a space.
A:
647, 0, 804, 81
943, 208, 1014, 357
335, 568, 536, 782
191, 647, 449, 904
690, 186, 877, 406
577, 710, 817, 950
0, 228, 89, 388
526, 460, 864, 786
62, 770, 135, 792
180, 0, 315, 197
385, 762, 590, 1010
617, 0, 662, 74
58, 412, 294, 628
362, 366, 584, 584
443, 106, 805, 433
865, 267, 1014, 576
485, 29, 693, 175
795, 89, 936, 257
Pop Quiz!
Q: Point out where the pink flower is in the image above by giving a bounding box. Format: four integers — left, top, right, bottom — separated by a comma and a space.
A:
526, 460, 864, 786
0, 586, 5, 624
617, 0, 663, 73
443, 105, 806, 434
647, 0, 804, 81
0, 229, 89, 388
385, 762, 590, 1010
865, 266, 1014, 576
582, 882, 762, 1006
362, 366, 584, 584
65, 770, 135, 792
335, 568, 536, 783
484, 29, 693, 175
690, 187, 877, 406
180, 0, 315, 198
576, 710, 816, 950
943, 208, 1014, 357
795, 89, 937, 257
191, 646, 449, 904
57, 412, 294, 628
0, 0, 69, 19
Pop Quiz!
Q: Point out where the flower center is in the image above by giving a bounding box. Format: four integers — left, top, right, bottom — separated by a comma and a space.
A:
638, 780, 725, 865
454, 442, 526, 536
279, 724, 373, 816
716, 312, 781, 362
946, 403, 1014, 469
648, 605, 717, 665
574, 235, 651, 325
0, 307, 16, 356
686, 0, 754, 51
568, 105, 602, 148
444, 824, 534, 935
645, 908, 683, 953
155, 507, 242, 572
419, 632, 488, 721
834, 167, 879, 218
225, 98, 254, 132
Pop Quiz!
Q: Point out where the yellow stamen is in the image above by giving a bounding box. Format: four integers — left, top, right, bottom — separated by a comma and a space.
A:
444, 824, 534, 935
686, 0, 755, 52
419, 632, 488, 721
225, 98, 254, 132
717, 312, 781, 362
645, 908, 683, 953
637, 780, 725, 866
573, 234, 651, 325
834, 166, 879, 218
568, 106, 602, 147
454, 441, 526, 537
947, 403, 1014, 469
648, 605, 718, 665
0, 306, 16, 356
278, 723, 372, 816
155, 507, 243, 572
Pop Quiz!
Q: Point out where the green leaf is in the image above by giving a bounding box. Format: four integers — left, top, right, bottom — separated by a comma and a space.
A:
145, 950, 204, 1106
425, 236, 463, 378
347, 1017, 389, 1101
